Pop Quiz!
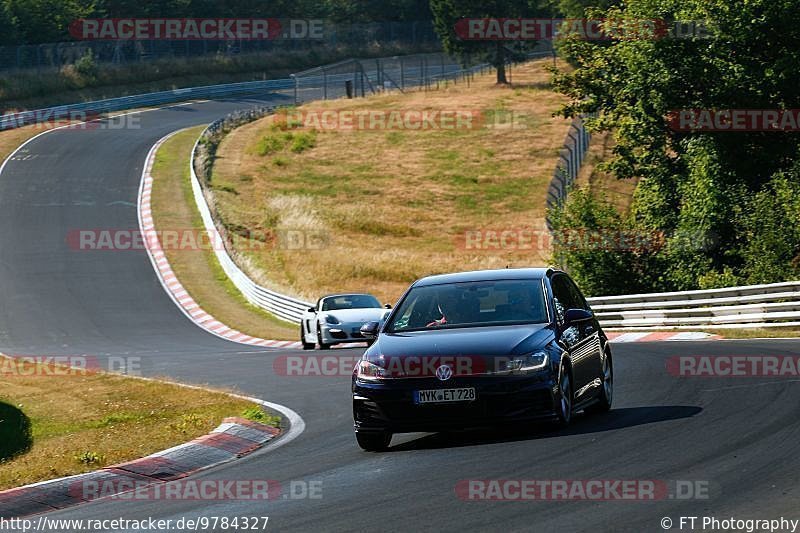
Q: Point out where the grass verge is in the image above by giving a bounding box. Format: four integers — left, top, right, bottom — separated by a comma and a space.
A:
0, 122, 66, 163
211, 58, 571, 303
0, 354, 279, 490
150, 127, 298, 341
704, 328, 800, 339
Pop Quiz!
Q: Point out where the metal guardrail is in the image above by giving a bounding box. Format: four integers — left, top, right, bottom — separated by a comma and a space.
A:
589, 281, 800, 329
189, 121, 313, 324
0, 78, 297, 131
546, 115, 593, 231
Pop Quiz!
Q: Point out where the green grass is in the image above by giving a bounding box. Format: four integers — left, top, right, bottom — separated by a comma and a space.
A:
0, 354, 277, 490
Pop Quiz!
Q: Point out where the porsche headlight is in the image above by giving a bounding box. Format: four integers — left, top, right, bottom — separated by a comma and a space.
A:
324, 314, 341, 325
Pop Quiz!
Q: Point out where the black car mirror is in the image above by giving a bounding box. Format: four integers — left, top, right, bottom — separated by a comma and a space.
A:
384, 304, 393, 309
564, 308, 594, 326
360, 321, 380, 340
308, 307, 316, 313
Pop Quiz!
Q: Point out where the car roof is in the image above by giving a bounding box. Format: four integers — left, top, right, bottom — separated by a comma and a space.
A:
321, 293, 376, 299
413, 268, 554, 288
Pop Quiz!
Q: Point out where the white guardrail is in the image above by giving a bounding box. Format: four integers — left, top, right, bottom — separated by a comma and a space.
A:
189, 133, 313, 324
588, 281, 800, 330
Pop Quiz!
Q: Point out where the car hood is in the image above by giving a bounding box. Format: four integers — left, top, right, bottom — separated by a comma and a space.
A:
370, 324, 555, 361
323, 308, 387, 323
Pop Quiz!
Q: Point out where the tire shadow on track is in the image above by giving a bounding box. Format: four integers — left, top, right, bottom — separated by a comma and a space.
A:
388, 405, 703, 451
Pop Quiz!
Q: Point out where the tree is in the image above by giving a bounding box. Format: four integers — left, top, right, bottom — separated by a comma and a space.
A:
5, 0, 94, 43
431, 0, 555, 84
0, 2, 17, 45
550, 0, 800, 291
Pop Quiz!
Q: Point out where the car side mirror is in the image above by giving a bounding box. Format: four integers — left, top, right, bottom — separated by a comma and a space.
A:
384, 304, 393, 309
307, 307, 316, 313
360, 321, 380, 340
564, 308, 593, 326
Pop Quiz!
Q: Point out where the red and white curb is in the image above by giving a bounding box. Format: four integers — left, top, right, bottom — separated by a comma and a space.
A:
607, 331, 721, 343
0, 417, 280, 518
138, 131, 304, 350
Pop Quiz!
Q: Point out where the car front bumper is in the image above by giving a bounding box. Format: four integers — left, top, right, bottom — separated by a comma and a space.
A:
352, 373, 559, 434
320, 323, 370, 344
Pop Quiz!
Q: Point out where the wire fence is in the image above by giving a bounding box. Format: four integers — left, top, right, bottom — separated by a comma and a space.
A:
0, 21, 440, 72
290, 43, 556, 104
290, 52, 470, 103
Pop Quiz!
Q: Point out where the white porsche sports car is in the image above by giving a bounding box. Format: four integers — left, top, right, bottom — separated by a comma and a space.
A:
301, 293, 392, 350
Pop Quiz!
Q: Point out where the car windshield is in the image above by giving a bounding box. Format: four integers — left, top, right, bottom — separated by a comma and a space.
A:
386, 279, 548, 332
322, 294, 382, 311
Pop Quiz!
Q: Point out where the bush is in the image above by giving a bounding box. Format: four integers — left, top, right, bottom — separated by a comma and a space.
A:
74, 50, 98, 79
549, 187, 654, 297
737, 170, 800, 285
290, 131, 317, 153
75, 451, 104, 465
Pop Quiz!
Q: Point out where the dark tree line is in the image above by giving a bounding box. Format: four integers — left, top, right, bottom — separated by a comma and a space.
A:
0, 0, 435, 45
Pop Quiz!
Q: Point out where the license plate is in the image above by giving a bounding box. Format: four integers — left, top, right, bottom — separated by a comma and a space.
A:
414, 388, 476, 404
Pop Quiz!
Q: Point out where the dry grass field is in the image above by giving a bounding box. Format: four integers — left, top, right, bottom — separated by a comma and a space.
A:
211, 58, 571, 304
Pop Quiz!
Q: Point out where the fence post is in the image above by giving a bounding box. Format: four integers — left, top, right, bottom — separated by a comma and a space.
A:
291, 74, 298, 105
323, 69, 328, 100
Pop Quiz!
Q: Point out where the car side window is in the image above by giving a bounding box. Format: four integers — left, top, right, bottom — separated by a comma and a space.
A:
550, 275, 572, 324
564, 277, 590, 311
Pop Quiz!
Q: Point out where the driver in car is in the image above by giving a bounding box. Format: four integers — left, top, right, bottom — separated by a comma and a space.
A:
426, 290, 477, 327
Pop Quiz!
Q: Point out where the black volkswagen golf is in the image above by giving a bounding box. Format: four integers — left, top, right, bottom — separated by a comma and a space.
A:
352, 268, 613, 451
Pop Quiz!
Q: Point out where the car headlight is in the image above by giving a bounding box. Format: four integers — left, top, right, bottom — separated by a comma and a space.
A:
355, 360, 389, 381
324, 314, 340, 325
496, 352, 549, 375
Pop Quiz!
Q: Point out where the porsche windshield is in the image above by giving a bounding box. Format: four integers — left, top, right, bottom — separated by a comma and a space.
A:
387, 280, 548, 332
322, 295, 382, 311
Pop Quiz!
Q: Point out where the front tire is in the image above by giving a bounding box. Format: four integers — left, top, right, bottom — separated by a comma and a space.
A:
554, 366, 573, 427
300, 323, 315, 350
356, 431, 391, 452
586, 350, 613, 414
317, 327, 331, 350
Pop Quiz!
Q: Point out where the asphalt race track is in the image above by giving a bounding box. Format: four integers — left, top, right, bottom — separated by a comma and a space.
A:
1, 96, 799, 532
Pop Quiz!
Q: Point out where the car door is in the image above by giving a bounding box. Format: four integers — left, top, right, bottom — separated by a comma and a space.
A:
563, 275, 604, 399
551, 274, 598, 401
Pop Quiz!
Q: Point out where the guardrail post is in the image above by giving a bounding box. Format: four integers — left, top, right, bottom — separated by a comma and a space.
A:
290, 74, 298, 105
